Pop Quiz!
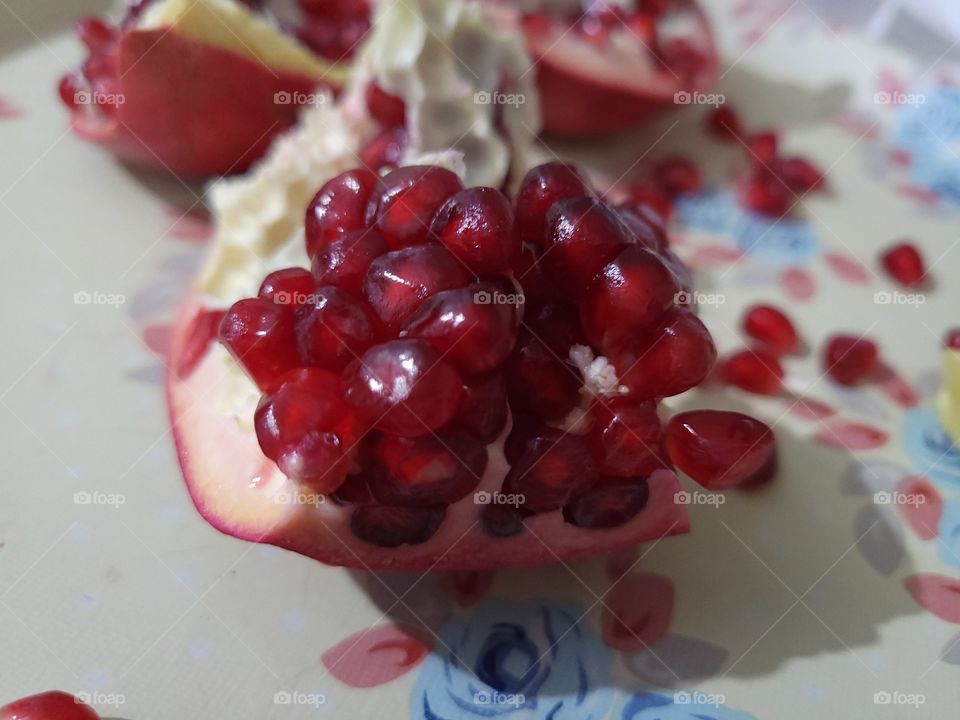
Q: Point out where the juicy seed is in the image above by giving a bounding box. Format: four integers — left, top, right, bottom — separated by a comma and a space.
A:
294, 286, 379, 372
76, 17, 116, 52
665, 410, 777, 489
705, 106, 743, 142
305, 169, 381, 259
365, 81, 406, 127
823, 335, 879, 386
562, 477, 650, 529
351, 505, 446, 547
506, 336, 581, 421
258, 267, 316, 307
344, 339, 464, 437
739, 171, 793, 217
742, 304, 800, 356
359, 127, 408, 172
452, 372, 509, 442
218, 298, 300, 391
748, 131, 779, 165
430, 186, 519, 273
777, 156, 825, 193
880, 241, 927, 288
587, 396, 666, 477
515, 162, 591, 245
718, 348, 785, 396
503, 429, 598, 513
653, 155, 702, 198
367, 165, 464, 249
311, 229, 388, 296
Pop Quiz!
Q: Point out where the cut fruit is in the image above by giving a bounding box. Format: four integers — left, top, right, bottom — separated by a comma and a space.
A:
0, 691, 100, 720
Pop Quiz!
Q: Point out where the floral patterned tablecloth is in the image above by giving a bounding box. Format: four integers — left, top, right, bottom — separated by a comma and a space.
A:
1, 1, 959, 718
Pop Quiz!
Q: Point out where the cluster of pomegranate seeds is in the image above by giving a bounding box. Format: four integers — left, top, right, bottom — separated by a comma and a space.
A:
880, 241, 927, 288
0, 691, 100, 720
215, 161, 776, 548
822, 335, 880, 386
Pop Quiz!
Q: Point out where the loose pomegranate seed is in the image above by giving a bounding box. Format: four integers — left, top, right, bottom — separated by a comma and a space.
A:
367, 165, 464, 249
880, 241, 926, 288
294, 286, 379, 371
76, 17, 115, 51
718, 347, 785, 395
515, 162, 591, 246
0, 691, 101, 720
742, 304, 799, 355
258, 267, 316, 307
503, 429, 598, 513
373, 431, 487, 505
359, 127, 408, 172
748, 131, 778, 166
777, 156, 825, 193
665, 410, 777, 489
305, 169, 381, 259
506, 335, 581, 421
587, 396, 667, 477
175, 308, 225, 379
351, 505, 445, 547
945, 328, 960, 350
255, 368, 356, 492
452, 372, 508, 442
365, 81, 406, 127
614, 202, 668, 252
344, 339, 463, 436
363, 245, 472, 329
481, 503, 526, 538
219, 298, 300, 391
653, 155, 702, 198
580, 246, 679, 348
311, 229, 387, 296
823, 335, 879, 385
543, 196, 631, 297
430, 186, 518, 273
610, 307, 717, 399
563, 477, 650, 529
705, 106, 743, 142
399, 283, 519, 377
739, 172, 793, 217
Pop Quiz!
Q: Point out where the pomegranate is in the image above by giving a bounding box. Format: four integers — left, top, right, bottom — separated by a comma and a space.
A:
880, 241, 927, 288
823, 335, 880, 386
0, 691, 100, 720
718, 348, 785, 396
742, 304, 800, 356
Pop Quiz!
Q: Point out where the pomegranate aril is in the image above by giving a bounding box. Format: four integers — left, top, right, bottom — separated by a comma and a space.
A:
506, 336, 581, 421
580, 246, 679, 348
880, 241, 926, 288
823, 335, 879, 386
562, 477, 650, 529
363, 244, 472, 329
503, 430, 598, 513
777, 156, 825, 193
258, 267, 316, 307
945, 328, 960, 350
175, 309, 225, 379
587, 396, 666, 477
742, 304, 799, 356
515, 162, 591, 246
615, 202, 669, 252
311, 229, 387, 296
344, 339, 463, 437
705, 106, 743, 142
653, 155, 702, 198
351, 505, 445, 547
482, 503, 526, 538
367, 165, 464, 249
76, 17, 116, 52
719, 347, 785, 395
739, 172, 793, 217
665, 410, 777, 489
658, 248, 694, 294
365, 81, 406, 127
748, 131, 778, 165
0, 691, 101, 720
219, 298, 300, 391
294, 286, 379, 372
58, 74, 83, 109
305, 169, 381, 259
359, 127, 408, 172
452, 372, 508, 442
430, 186, 518, 273
373, 431, 487, 505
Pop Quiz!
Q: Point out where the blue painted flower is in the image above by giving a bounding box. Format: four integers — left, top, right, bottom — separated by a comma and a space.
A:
411, 601, 614, 720
937, 498, 960, 569
619, 691, 757, 720
902, 407, 960, 488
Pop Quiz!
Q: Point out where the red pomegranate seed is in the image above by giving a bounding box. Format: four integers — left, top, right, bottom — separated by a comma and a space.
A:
365, 81, 406, 127
452, 372, 508, 442
359, 127, 408, 172
503, 429, 598, 513
258, 267, 316, 307
367, 165, 464, 249
255, 368, 357, 491
614, 202, 669, 252
705, 106, 743, 142
175, 309, 225, 379
58, 74, 83, 109
305, 168, 381, 258
562, 477, 650, 529
311, 229, 387, 296
506, 335, 581, 421
587, 396, 667, 477
372, 431, 487, 505
658, 248, 694, 293
880, 241, 926, 288
666, 410, 776, 489
610, 307, 717, 399
218, 298, 300, 391
945, 328, 960, 350
400, 283, 519, 376
742, 304, 799, 355
543, 197, 631, 297
294, 286, 379, 371
777, 156, 825, 193
363, 245, 472, 329
580, 246, 679, 348
515, 162, 591, 245
350, 505, 445, 547
481, 503, 526, 538
0, 691, 101, 720
719, 347, 785, 395
430, 186, 519, 273
344, 339, 463, 436
748, 131, 778, 165
823, 335, 879, 385
653, 155, 702, 198
739, 172, 793, 217
76, 17, 116, 51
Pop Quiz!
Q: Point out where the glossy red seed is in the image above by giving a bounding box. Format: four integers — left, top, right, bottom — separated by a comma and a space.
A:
430, 186, 518, 273
373, 431, 487, 505
255, 368, 356, 492
311, 229, 387, 296
504, 430, 598, 513
543, 196, 631, 297
218, 298, 300, 391
258, 267, 316, 307
506, 336, 581, 421
452, 372, 508, 442
739, 172, 793, 217
294, 286, 379, 371
399, 283, 519, 377
658, 248, 694, 294
562, 477, 650, 529
748, 131, 778, 165
76, 17, 116, 51
823, 335, 879, 385
351, 505, 445, 547
359, 127, 408, 172
705, 106, 743, 142
653, 155, 702, 198
363, 245, 472, 330
175, 309, 225, 379
777, 156, 825, 193
945, 328, 960, 350
365, 81, 406, 127
719, 348, 785, 395
742, 304, 799, 355
665, 410, 777, 489
344, 339, 463, 436
614, 202, 669, 252
610, 307, 717, 399
880, 241, 926, 288
587, 396, 666, 477
367, 165, 464, 249
580, 246, 679, 348
0, 691, 101, 720
515, 162, 591, 246
305, 169, 381, 258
